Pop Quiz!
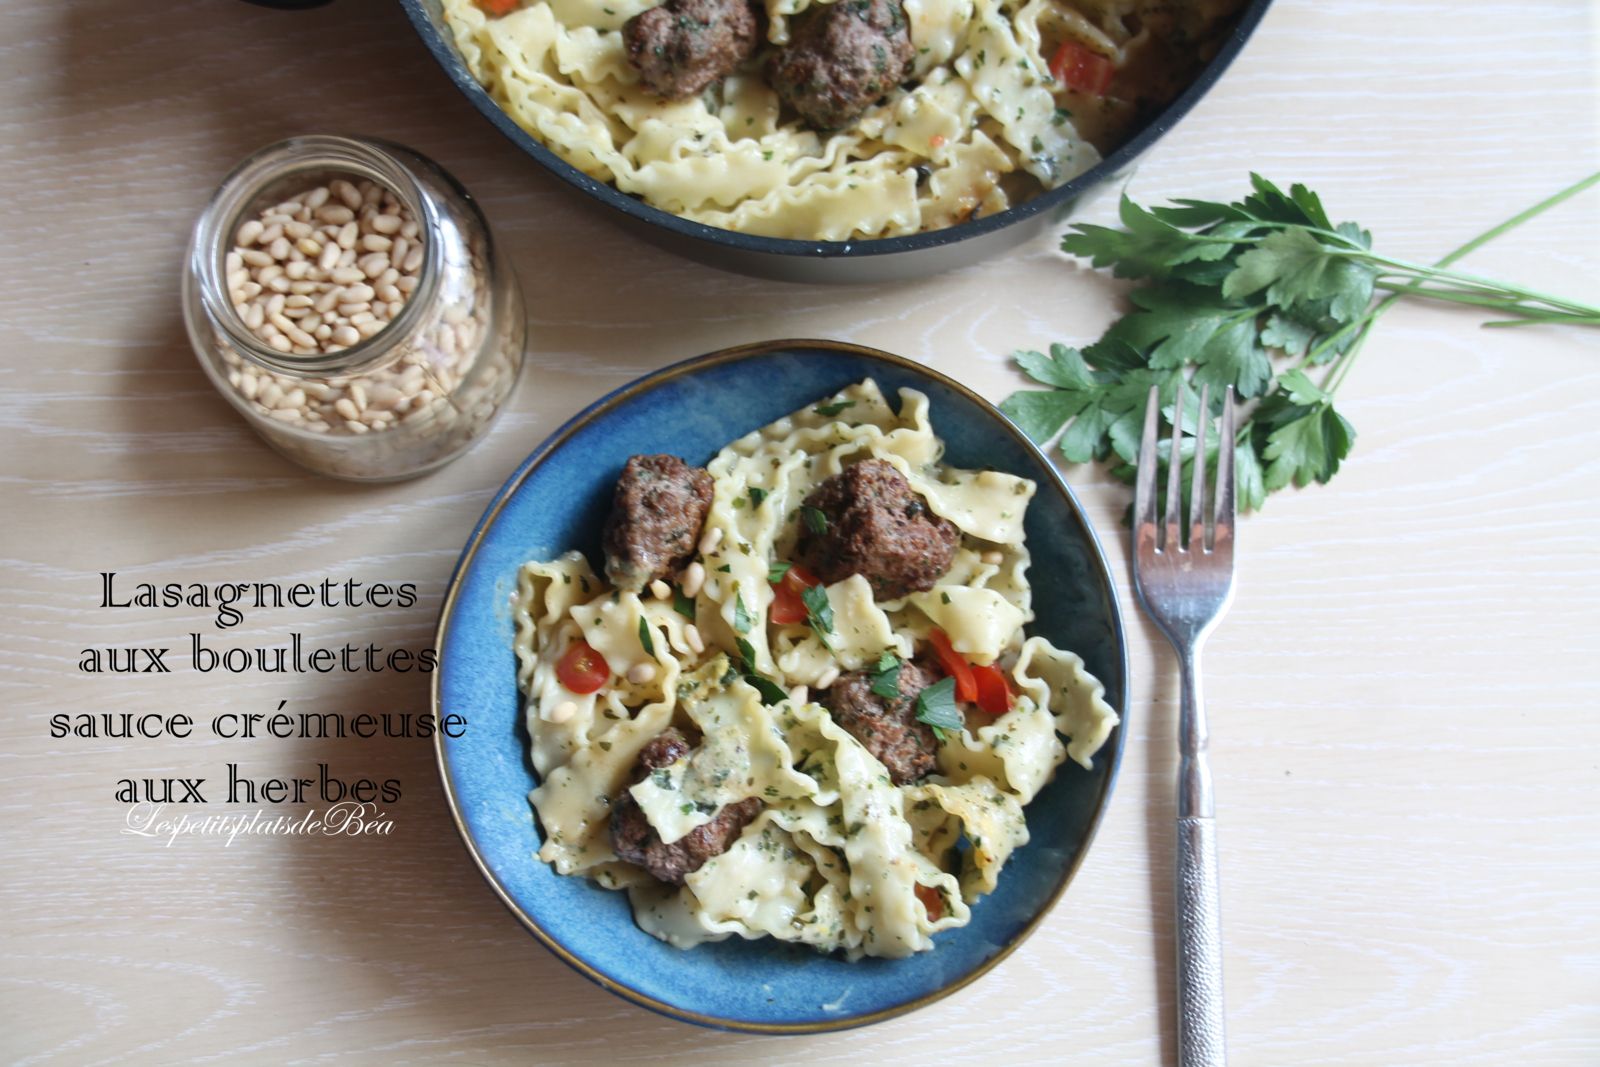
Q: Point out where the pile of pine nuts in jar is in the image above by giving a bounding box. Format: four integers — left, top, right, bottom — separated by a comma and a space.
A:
215, 174, 495, 442
229, 177, 421, 355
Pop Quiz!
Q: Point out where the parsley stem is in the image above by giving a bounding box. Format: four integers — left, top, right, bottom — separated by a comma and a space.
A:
1322, 170, 1600, 396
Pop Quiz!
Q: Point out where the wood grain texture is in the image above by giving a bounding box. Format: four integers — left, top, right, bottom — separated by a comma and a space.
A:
2, 0, 1598, 1063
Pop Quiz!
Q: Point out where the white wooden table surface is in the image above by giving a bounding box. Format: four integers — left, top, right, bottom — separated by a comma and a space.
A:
3, 0, 1598, 1063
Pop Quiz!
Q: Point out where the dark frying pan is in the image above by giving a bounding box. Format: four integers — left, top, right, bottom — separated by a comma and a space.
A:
393, 0, 1273, 281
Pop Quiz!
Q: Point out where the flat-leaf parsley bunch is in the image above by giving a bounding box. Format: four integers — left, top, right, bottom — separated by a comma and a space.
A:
1000, 173, 1600, 511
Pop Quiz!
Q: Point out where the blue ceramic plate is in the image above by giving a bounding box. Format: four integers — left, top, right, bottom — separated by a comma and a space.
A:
433, 339, 1127, 1032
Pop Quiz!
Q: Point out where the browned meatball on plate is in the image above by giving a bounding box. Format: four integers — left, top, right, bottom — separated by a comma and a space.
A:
602, 454, 714, 592
609, 727, 763, 885
623, 0, 762, 100
767, 0, 915, 129
795, 458, 959, 599
825, 658, 941, 784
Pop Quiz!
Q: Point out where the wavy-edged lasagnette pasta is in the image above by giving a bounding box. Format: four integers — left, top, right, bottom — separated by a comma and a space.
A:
441, 0, 1241, 240
511, 380, 1118, 959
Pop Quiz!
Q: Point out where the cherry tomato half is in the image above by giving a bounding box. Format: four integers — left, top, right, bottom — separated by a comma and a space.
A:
556, 639, 610, 694
971, 663, 1015, 717
1050, 39, 1116, 96
769, 563, 820, 626
914, 883, 944, 922
927, 628, 977, 703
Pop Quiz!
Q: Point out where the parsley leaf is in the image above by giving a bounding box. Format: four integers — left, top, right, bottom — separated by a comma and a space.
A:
801, 583, 833, 645
869, 652, 902, 699
672, 589, 696, 621
748, 486, 768, 508
744, 673, 790, 706
733, 589, 753, 634
801, 506, 829, 535
637, 617, 654, 657
914, 677, 963, 741
767, 560, 793, 584
814, 400, 856, 417
1003, 172, 1600, 513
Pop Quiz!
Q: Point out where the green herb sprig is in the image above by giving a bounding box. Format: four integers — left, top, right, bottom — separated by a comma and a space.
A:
1001, 172, 1600, 511
915, 676, 963, 742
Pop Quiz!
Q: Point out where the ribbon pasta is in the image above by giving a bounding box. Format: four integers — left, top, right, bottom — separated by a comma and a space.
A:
440, 0, 1107, 239
511, 380, 1119, 959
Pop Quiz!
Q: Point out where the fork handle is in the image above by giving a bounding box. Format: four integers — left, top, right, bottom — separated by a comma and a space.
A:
1177, 814, 1226, 1066
1176, 646, 1226, 1066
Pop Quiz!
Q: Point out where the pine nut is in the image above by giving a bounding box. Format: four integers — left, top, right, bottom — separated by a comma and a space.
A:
337, 221, 358, 249
649, 579, 671, 600
684, 624, 705, 655
980, 549, 1005, 565
681, 562, 706, 598
372, 213, 402, 234
331, 325, 360, 346
236, 219, 264, 245
699, 526, 723, 556
788, 685, 809, 706
304, 186, 330, 210
627, 662, 657, 685
816, 666, 840, 690
547, 700, 577, 724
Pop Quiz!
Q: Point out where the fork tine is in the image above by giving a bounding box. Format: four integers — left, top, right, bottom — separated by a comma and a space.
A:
1215, 386, 1237, 545
1164, 382, 1185, 552
1188, 383, 1210, 550
1135, 385, 1161, 532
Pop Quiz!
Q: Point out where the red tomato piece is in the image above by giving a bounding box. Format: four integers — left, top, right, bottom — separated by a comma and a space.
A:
971, 663, 1014, 717
928, 628, 977, 703
914, 883, 944, 922
1050, 39, 1116, 96
556, 640, 610, 694
476, 0, 521, 14
769, 563, 820, 626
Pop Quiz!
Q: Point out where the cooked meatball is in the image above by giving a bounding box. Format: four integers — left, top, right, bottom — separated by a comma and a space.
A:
623, 0, 762, 100
602, 454, 714, 592
767, 0, 915, 129
825, 658, 941, 784
795, 458, 959, 599
610, 728, 763, 885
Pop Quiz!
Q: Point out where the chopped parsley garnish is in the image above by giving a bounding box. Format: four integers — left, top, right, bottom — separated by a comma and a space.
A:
717, 563, 732, 572
869, 651, 902, 699
801, 506, 829, 535
736, 636, 758, 671
733, 589, 753, 634
673, 590, 696, 620
768, 560, 793, 584
745, 673, 790, 706
915, 676, 963, 742
813, 400, 856, 417
637, 616, 654, 656
748, 486, 768, 508
801, 583, 833, 644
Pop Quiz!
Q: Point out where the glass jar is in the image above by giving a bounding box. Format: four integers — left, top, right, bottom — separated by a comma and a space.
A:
182, 134, 526, 481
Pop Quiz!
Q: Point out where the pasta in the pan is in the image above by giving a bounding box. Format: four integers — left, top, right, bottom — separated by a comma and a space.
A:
441, 0, 1243, 240
511, 380, 1118, 959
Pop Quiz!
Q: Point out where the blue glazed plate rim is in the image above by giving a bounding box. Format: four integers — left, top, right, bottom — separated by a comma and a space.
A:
430, 339, 1129, 1032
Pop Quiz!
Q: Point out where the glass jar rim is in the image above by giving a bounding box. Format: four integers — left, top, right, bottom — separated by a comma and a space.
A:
187, 134, 443, 379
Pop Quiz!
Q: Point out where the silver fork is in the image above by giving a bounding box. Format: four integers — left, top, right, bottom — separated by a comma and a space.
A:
1133, 382, 1237, 1067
